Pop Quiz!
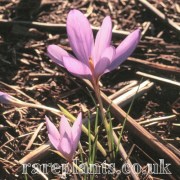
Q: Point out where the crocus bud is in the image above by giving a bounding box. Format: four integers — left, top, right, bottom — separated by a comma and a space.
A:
46, 113, 82, 162
0, 91, 21, 105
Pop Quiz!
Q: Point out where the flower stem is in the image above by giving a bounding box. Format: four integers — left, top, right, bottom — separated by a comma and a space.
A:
93, 81, 113, 159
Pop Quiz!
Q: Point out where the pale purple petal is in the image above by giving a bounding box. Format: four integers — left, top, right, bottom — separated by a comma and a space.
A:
67, 9, 94, 64
108, 28, 141, 71
45, 116, 60, 149
47, 45, 71, 67
71, 112, 82, 151
63, 56, 92, 79
59, 115, 72, 138
93, 16, 112, 65
101, 46, 115, 62
94, 46, 115, 77
58, 132, 74, 161
48, 134, 59, 150
0, 92, 13, 104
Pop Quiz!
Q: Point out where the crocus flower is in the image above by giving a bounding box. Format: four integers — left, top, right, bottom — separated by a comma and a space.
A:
45, 113, 82, 162
0, 91, 22, 105
0, 91, 62, 114
47, 9, 141, 84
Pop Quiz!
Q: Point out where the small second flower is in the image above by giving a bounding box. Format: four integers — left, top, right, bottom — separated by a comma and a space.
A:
46, 113, 82, 162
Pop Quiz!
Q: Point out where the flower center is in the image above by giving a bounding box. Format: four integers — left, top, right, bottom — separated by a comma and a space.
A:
88, 57, 95, 74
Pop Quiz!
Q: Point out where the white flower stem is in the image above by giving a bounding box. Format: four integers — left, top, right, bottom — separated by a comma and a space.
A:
93, 81, 113, 159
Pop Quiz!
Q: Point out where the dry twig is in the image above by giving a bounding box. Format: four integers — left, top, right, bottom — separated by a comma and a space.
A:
137, 0, 180, 36
83, 79, 180, 174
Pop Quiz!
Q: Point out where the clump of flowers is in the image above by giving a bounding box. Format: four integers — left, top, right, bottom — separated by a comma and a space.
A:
0, 9, 141, 175
47, 9, 141, 157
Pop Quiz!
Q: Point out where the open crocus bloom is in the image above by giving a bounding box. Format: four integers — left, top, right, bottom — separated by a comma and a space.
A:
47, 9, 141, 83
45, 113, 82, 162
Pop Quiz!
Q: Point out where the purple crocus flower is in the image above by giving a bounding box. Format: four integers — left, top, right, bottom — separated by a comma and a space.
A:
45, 113, 82, 162
0, 91, 21, 105
0, 92, 12, 104
47, 9, 141, 83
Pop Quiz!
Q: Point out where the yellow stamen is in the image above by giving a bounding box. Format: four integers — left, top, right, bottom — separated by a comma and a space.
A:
89, 57, 95, 74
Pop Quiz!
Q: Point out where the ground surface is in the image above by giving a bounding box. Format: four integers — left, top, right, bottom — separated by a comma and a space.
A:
0, 0, 179, 179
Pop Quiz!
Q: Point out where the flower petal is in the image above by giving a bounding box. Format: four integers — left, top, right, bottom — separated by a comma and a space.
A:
59, 115, 72, 138
45, 116, 60, 149
63, 56, 92, 79
47, 45, 71, 67
101, 46, 115, 61
94, 46, 115, 77
108, 28, 141, 71
0, 92, 14, 104
67, 9, 94, 64
93, 16, 112, 65
72, 112, 82, 151
58, 132, 74, 162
